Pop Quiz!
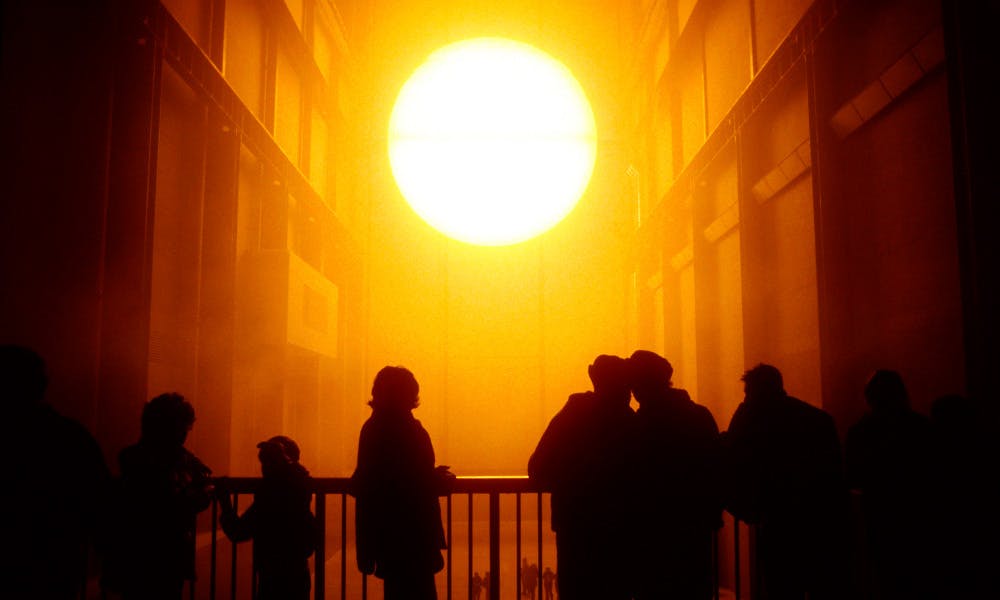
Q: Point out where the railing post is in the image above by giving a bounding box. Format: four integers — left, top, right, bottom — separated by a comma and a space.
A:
489, 491, 500, 600
446, 494, 453, 600
734, 517, 741, 600
467, 493, 473, 598
536, 493, 543, 600
315, 492, 325, 600
515, 493, 522, 598
231, 494, 239, 600
340, 494, 347, 600
210, 496, 218, 600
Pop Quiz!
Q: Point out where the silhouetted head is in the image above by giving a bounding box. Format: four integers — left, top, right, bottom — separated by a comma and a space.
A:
588, 354, 630, 405
864, 369, 909, 412
257, 435, 301, 477
628, 350, 673, 404
741, 364, 785, 403
370, 365, 419, 412
140, 392, 195, 447
0, 344, 48, 406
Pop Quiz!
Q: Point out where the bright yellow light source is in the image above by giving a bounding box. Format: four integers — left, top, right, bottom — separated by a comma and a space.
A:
389, 38, 597, 246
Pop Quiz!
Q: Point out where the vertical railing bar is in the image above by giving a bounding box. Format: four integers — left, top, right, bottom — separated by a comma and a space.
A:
210, 495, 218, 600
467, 492, 473, 599
446, 493, 453, 600
191, 496, 198, 599
488, 492, 500, 600
734, 517, 741, 600
340, 494, 347, 600
251, 534, 257, 600
231, 494, 239, 600
537, 492, 543, 600
515, 493, 522, 599
315, 492, 326, 600
361, 573, 367, 600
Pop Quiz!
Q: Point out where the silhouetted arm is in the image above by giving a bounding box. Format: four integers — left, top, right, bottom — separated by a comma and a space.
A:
696, 406, 725, 529
528, 407, 571, 489
529, 393, 594, 490
721, 403, 764, 523
219, 498, 256, 543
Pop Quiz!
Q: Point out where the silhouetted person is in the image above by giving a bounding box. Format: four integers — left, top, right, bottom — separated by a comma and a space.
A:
103, 392, 213, 600
0, 344, 110, 598
528, 355, 636, 600
542, 567, 556, 600
351, 366, 452, 599
524, 560, 539, 599
628, 349, 720, 600
483, 571, 491, 600
218, 435, 317, 600
722, 364, 849, 600
472, 571, 484, 600
929, 393, 1000, 598
845, 370, 934, 600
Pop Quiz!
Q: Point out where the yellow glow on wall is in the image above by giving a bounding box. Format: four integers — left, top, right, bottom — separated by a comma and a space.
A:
388, 38, 597, 246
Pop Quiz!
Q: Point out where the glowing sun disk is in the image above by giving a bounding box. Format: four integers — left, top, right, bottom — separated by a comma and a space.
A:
389, 38, 597, 246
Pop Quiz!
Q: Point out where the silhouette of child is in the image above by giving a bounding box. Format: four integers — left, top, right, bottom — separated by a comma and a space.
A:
218, 435, 317, 600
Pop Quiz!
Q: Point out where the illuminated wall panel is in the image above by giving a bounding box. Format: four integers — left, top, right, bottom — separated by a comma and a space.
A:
704, 0, 751, 132
275, 47, 303, 166
693, 146, 744, 423
739, 64, 822, 408
161, 0, 213, 50
224, 0, 266, 119
148, 65, 206, 403
314, 20, 336, 82
232, 145, 264, 474
677, 263, 699, 391
676, 37, 706, 170
744, 175, 822, 406
310, 111, 330, 203
752, 0, 811, 68
285, 0, 305, 30
652, 96, 674, 203
653, 285, 666, 356
677, 0, 698, 36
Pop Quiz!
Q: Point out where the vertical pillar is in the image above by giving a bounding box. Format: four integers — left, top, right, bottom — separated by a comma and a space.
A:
943, 0, 1000, 415
96, 0, 162, 463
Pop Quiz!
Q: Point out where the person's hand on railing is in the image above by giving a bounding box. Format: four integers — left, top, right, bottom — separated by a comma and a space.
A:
435, 465, 456, 495
213, 476, 235, 514
357, 551, 376, 576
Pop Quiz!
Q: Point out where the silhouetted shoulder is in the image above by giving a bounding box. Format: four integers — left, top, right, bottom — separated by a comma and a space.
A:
691, 399, 719, 433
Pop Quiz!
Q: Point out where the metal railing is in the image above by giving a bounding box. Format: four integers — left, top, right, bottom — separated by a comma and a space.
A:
199, 476, 749, 600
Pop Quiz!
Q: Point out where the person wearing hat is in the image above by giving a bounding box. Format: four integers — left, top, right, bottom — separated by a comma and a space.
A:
218, 435, 317, 600
528, 354, 636, 600
628, 349, 721, 600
